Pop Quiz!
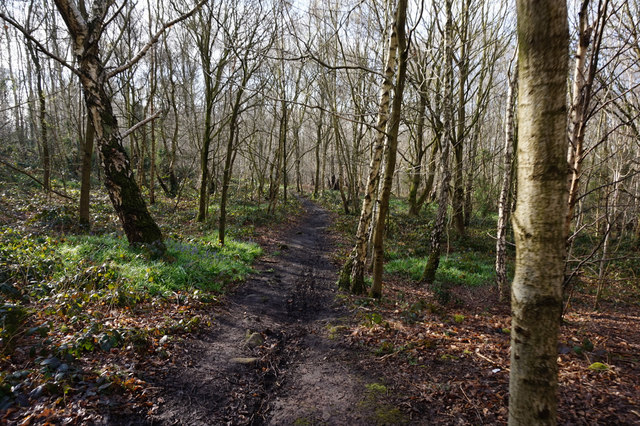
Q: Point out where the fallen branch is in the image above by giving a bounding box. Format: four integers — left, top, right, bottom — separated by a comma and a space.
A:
0, 158, 74, 201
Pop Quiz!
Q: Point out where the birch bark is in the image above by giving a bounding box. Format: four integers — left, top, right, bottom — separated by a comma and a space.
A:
338, 0, 401, 294
370, 0, 409, 298
509, 1, 569, 423
496, 58, 517, 303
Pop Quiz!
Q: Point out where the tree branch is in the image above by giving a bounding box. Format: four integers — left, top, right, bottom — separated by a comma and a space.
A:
53, 0, 87, 37
121, 110, 162, 139
107, 0, 207, 79
0, 11, 81, 78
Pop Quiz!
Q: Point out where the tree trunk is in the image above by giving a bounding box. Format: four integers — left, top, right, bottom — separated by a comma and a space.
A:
49, 0, 165, 250
594, 170, 619, 310
408, 94, 428, 216
313, 100, 324, 198
371, 0, 409, 298
415, 137, 439, 212
148, 51, 157, 205
197, 86, 215, 222
149, 105, 156, 205
268, 99, 287, 214
79, 117, 95, 226
565, 0, 609, 242
167, 78, 179, 198
463, 130, 478, 226
332, 99, 350, 215
138, 113, 148, 189
496, 60, 517, 303
509, 1, 568, 424
81, 59, 164, 249
219, 88, 243, 246
451, 2, 469, 237
422, 0, 454, 285
26, 41, 50, 193
337, 0, 402, 294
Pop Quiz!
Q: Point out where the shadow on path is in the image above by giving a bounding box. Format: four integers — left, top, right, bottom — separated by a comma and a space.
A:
116, 198, 373, 425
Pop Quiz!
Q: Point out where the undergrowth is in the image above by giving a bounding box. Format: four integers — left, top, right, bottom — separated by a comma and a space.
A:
385, 252, 495, 287
57, 233, 261, 295
0, 187, 296, 414
316, 191, 504, 293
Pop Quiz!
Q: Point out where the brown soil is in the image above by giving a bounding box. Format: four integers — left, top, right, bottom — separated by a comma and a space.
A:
110, 198, 380, 425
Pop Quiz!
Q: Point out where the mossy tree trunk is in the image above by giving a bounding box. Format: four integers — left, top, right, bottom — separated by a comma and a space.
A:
46, 0, 203, 250
76, 57, 164, 248
72, 42, 165, 248
509, 1, 569, 424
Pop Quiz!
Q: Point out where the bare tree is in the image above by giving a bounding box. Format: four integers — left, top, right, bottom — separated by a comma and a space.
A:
370, 0, 409, 298
337, 0, 399, 294
422, 0, 454, 285
1, 0, 205, 250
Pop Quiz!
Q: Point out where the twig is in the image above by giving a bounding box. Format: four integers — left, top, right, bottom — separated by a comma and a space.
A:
0, 11, 80, 77
379, 350, 401, 360
485, 232, 515, 247
475, 351, 507, 370
459, 384, 484, 424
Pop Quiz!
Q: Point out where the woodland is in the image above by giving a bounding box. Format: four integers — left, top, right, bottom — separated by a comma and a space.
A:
0, 0, 639, 424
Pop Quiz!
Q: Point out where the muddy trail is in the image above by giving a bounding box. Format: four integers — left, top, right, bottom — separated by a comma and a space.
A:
116, 199, 376, 425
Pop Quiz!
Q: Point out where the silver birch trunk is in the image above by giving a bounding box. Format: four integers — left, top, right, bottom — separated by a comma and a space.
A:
452, 0, 470, 237
338, 0, 401, 294
565, 0, 609, 240
51, 0, 166, 250
370, 0, 408, 298
509, 1, 569, 424
496, 59, 517, 303
422, 0, 454, 285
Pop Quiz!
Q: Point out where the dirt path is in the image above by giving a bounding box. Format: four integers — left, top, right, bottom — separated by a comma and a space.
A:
122, 199, 375, 425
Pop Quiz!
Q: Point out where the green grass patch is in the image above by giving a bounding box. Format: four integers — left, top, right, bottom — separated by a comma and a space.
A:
385, 252, 494, 287
57, 233, 261, 295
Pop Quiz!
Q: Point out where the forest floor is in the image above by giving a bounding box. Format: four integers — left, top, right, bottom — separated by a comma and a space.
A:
2, 194, 640, 424
117, 198, 639, 425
